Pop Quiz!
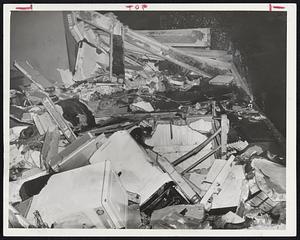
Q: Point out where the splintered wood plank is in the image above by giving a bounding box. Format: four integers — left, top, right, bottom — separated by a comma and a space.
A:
136, 28, 211, 48
204, 159, 227, 183
200, 155, 235, 205
41, 127, 60, 170
211, 165, 245, 209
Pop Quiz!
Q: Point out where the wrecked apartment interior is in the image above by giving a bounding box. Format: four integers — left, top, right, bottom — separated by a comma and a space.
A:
8, 10, 287, 230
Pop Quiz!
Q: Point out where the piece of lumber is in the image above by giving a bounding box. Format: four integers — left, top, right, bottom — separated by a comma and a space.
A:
146, 149, 201, 204
220, 114, 229, 159
172, 127, 221, 167
41, 127, 60, 170
174, 48, 233, 62
42, 96, 77, 143
181, 146, 221, 174
200, 155, 235, 205
136, 28, 211, 48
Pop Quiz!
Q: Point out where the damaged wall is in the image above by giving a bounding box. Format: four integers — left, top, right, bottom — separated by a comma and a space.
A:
10, 11, 70, 84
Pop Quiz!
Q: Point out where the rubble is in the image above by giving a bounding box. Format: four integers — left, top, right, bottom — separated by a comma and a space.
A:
8, 10, 286, 230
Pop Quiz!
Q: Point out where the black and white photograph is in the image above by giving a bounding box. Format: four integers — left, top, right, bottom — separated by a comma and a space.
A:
3, 3, 297, 237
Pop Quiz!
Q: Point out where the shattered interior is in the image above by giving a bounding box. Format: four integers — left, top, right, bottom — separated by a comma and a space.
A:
8, 11, 286, 230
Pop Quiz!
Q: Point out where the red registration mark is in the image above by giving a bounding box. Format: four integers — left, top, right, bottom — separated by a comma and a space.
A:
269, 4, 285, 11
16, 4, 32, 10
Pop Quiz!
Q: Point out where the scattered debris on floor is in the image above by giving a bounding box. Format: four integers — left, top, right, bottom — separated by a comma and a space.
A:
8, 11, 286, 230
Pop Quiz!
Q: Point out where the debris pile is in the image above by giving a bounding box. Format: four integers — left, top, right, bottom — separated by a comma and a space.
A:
8, 11, 286, 230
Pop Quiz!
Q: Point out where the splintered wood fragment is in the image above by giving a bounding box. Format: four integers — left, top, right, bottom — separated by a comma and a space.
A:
41, 127, 60, 170
42, 97, 77, 143
145, 149, 201, 204
174, 48, 233, 62
200, 155, 235, 205
136, 28, 211, 48
199, 159, 226, 194
220, 114, 229, 159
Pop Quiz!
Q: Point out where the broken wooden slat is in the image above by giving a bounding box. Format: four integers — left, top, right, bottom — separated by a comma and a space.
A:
172, 127, 221, 167
146, 149, 201, 204
204, 159, 227, 183
42, 96, 77, 143
181, 145, 221, 175
41, 127, 60, 170
200, 155, 235, 205
198, 159, 226, 194
174, 48, 233, 62
220, 114, 229, 159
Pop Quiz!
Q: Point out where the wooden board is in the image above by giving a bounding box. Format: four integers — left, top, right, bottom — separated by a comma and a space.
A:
211, 165, 245, 209
200, 155, 235, 205
136, 28, 211, 48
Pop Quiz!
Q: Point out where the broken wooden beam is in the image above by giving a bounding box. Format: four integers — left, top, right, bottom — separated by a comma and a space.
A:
136, 28, 211, 48
220, 114, 229, 159
200, 155, 235, 205
174, 48, 233, 62
41, 127, 60, 170
146, 149, 201, 204
42, 96, 77, 143
172, 127, 221, 167
181, 145, 222, 175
